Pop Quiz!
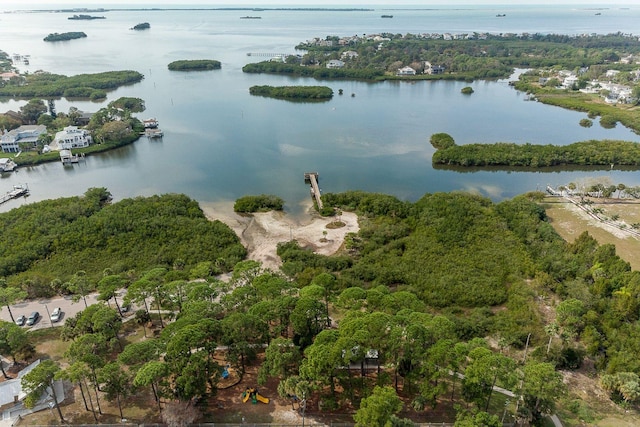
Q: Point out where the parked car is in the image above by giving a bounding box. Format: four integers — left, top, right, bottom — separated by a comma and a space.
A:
26, 311, 39, 326
50, 307, 62, 322
15, 314, 26, 326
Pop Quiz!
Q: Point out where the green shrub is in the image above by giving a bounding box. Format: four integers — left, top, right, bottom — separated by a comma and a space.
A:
234, 194, 285, 213
600, 115, 617, 129
429, 133, 456, 150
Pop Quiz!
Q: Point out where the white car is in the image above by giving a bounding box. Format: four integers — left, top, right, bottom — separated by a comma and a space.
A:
50, 307, 62, 322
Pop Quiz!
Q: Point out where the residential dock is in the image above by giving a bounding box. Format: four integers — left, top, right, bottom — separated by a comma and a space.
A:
304, 172, 323, 210
0, 184, 29, 205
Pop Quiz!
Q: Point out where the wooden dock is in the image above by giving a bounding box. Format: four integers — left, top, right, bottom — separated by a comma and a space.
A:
0, 184, 29, 205
304, 172, 323, 210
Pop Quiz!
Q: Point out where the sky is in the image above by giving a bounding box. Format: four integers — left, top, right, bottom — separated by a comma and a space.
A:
4, 0, 639, 6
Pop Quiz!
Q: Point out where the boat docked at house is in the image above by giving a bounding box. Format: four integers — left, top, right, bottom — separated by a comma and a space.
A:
143, 118, 159, 129
0, 184, 29, 206
0, 158, 17, 173
60, 149, 84, 165
145, 128, 164, 138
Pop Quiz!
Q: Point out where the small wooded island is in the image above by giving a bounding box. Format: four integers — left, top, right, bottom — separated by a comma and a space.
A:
430, 132, 640, 168
167, 60, 221, 71
43, 32, 87, 42
131, 22, 150, 30
249, 85, 333, 100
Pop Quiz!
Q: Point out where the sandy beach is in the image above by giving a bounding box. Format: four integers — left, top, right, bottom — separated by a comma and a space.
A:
199, 200, 359, 271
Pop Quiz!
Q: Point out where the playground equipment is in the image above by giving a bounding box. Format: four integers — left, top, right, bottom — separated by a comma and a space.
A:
242, 387, 269, 404
221, 364, 230, 379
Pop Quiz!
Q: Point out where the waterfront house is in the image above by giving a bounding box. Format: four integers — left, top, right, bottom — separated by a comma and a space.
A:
562, 74, 579, 89
424, 62, 445, 75
2, 110, 23, 124
75, 111, 94, 126
397, 66, 416, 76
0, 125, 46, 153
52, 126, 92, 150
326, 60, 345, 69
341, 50, 359, 60
0, 72, 20, 82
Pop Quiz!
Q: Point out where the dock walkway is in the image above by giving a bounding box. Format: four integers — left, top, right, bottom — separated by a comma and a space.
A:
304, 172, 323, 210
0, 184, 29, 206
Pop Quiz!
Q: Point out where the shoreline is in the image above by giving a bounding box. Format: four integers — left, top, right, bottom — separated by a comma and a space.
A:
199, 199, 359, 272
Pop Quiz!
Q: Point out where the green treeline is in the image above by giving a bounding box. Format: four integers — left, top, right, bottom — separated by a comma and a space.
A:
431, 135, 640, 168
167, 60, 221, 71
242, 61, 384, 80
0, 189, 246, 291
248, 85, 333, 100
3, 189, 640, 422
513, 77, 640, 134
234, 194, 285, 212
43, 32, 87, 42
0, 70, 143, 98
295, 190, 638, 376
285, 32, 640, 81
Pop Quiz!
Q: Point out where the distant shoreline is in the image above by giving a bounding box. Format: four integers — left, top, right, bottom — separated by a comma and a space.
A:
5, 7, 375, 13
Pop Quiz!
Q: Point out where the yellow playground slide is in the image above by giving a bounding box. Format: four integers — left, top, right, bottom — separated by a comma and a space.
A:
242, 387, 269, 404
255, 393, 269, 404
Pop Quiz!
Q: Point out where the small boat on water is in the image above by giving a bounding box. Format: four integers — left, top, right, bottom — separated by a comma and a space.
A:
381, 15, 393, 18
0, 158, 17, 173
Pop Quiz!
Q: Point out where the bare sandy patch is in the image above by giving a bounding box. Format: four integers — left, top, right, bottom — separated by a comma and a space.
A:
200, 200, 359, 271
544, 197, 640, 270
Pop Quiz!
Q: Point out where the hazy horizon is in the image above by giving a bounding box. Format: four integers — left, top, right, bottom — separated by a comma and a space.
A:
2, 1, 638, 8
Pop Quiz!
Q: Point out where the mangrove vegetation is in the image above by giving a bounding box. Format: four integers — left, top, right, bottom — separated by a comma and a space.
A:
167, 60, 221, 71
43, 32, 87, 42
248, 85, 333, 100
0, 70, 143, 99
430, 134, 640, 168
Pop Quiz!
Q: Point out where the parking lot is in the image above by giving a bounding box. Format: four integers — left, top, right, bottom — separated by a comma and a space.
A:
1, 291, 129, 330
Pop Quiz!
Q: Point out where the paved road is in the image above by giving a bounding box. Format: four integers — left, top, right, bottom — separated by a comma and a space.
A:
0, 291, 128, 331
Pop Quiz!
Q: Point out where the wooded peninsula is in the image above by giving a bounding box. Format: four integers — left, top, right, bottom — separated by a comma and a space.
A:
430, 133, 640, 168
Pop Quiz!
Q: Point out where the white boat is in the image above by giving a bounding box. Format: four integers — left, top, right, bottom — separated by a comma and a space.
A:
60, 149, 83, 165
0, 158, 17, 173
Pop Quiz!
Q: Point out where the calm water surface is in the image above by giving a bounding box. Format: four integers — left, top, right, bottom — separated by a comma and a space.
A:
1, 4, 640, 213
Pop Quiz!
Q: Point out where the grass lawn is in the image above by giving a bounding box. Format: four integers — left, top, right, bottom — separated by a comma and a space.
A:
543, 197, 640, 270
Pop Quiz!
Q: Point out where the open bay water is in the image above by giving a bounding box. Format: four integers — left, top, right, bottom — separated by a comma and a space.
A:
1, 4, 640, 213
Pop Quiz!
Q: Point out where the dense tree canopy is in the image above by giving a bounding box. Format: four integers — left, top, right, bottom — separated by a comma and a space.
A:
0, 189, 245, 291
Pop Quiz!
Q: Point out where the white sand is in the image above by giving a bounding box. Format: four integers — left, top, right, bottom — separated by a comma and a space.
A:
199, 200, 359, 271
